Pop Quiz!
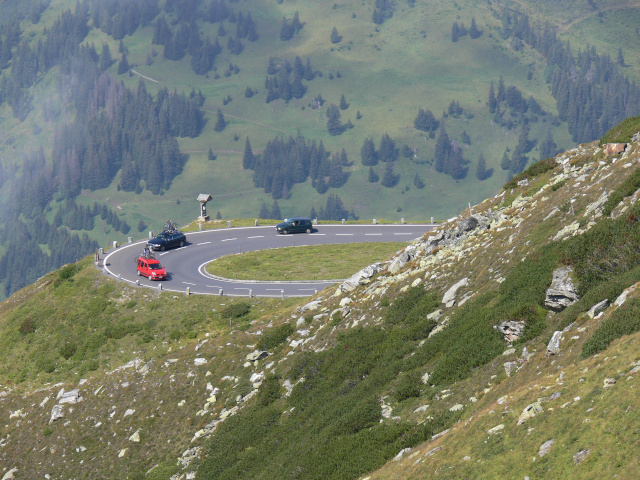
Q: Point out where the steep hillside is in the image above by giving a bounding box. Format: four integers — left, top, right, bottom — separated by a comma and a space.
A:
3, 120, 640, 478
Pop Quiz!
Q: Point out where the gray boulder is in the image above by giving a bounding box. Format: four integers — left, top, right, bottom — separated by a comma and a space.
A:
388, 246, 418, 274
587, 299, 609, 318
442, 277, 469, 308
246, 350, 269, 362
495, 320, 526, 343
545, 266, 579, 312
539, 439, 554, 457
545, 331, 563, 357
338, 262, 386, 293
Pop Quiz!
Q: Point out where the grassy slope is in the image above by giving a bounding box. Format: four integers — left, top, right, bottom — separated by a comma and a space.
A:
2, 132, 640, 478
3, 0, 612, 246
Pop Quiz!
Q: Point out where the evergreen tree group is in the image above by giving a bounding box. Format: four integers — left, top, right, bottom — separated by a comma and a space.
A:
434, 125, 469, 180
264, 56, 316, 103
245, 134, 349, 199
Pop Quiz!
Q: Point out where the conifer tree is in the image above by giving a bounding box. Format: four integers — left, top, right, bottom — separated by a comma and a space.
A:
330, 27, 342, 44
214, 109, 226, 132
617, 47, 625, 66
451, 22, 459, 42
368, 167, 379, 183
259, 202, 270, 219
99, 44, 113, 72
500, 150, 511, 171
339, 94, 349, 110
270, 201, 281, 220
326, 104, 343, 135
381, 161, 399, 188
497, 76, 506, 103
469, 18, 482, 39
208, 148, 216, 161
413, 173, 425, 189
242, 137, 254, 169
475, 153, 493, 181
361, 138, 377, 166
117, 53, 130, 74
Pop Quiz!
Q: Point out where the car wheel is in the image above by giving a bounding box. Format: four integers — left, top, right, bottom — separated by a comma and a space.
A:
306, 228, 312, 233
179, 240, 184, 247
160, 245, 165, 251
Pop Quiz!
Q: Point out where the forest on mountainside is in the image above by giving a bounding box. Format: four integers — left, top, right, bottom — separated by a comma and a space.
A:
1, 0, 640, 297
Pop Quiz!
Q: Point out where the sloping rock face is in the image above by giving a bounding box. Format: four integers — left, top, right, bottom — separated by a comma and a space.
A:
495, 320, 526, 342
338, 262, 387, 293
545, 266, 579, 312
603, 143, 627, 156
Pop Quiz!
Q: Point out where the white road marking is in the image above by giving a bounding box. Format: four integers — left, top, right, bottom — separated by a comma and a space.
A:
159, 252, 168, 256
176, 246, 187, 250
221, 238, 237, 242
183, 282, 196, 286
365, 233, 383, 236
393, 233, 413, 235
266, 288, 285, 291
298, 288, 319, 291
197, 241, 211, 245
207, 285, 223, 288
309, 233, 325, 236
247, 235, 264, 239
336, 233, 353, 236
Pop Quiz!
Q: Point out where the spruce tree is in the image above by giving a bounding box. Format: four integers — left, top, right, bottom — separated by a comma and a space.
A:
259, 202, 270, 219
214, 109, 226, 132
413, 173, 425, 189
451, 22, 459, 42
117, 53, 130, 74
99, 44, 113, 72
326, 104, 343, 135
361, 138, 377, 166
242, 137, 254, 168
339, 94, 349, 110
330, 27, 342, 44
469, 18, 482, 39
500, 150, 511, 171
497, 76, 506, 103
368, 167, 379, 183
270, 201, 281, 220
208, 148, 216, 161
475, 153, 493, 181
617, 47, 625, 66
434, 125, 451, 173
381, 161, 399, 188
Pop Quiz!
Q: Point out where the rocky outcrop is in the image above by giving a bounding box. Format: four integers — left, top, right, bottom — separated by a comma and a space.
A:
546, 331, 563, 357
539, 439, 554, 457
442, 278, 469, 308
494, 320, 525, 342
338, 262, 386, 293
545, 266, 579, 312
603, 143, 627, 156
388, 246, 418, 274
517, 401, 543, 425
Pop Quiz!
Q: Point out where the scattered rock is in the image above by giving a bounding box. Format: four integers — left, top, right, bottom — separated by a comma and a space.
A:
2, 468, 18, 480
573, 449, 591, 464
517, 401, 543, 426
59, 389, 82, 405
129, 430, 141, 442
546, 331, 563, 357
421, 372, 430, 384
487, 424, 505, 435
246, 350, 269, 362
603, 377, 616, 388
449, 404, 464, 412
423, 446, 442, 458
504, 361, 518, 377
393, 448, 412, 461
494, 320, 525, 342
118, 448, 128, 458
442, 277, 469, 308
194, 358, 207, 366
545, 266, 579, 312
603, 143, 627, 156
49, 405, 64, 424
338, 263, 386, 293
539, 439, 554, 457
587, 299, 609, 318
389, 246, 418, 274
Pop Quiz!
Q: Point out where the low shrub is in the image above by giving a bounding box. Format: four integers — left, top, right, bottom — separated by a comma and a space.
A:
601, 166, 640, 216
257, 323, 294, 350
393, 372, 421, 402
220, 301, 251, 319
503, 157, 557, 190
582, 297, 640, 357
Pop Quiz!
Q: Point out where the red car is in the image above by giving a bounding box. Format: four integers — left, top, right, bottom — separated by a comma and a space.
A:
136, 256, 167, 280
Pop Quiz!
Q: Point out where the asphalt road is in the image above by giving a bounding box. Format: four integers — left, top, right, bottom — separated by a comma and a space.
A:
103, 224, 435, 297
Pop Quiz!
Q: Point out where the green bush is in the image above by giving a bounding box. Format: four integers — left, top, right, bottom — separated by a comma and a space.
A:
384, 287, 439, 327
257, 323, 294, 351
257, 375, 281, 406
503, 157, 557, 190
393, 372, 421, 402
59, 342, 77, 360
601, 166, 640, 216
582, 297, 640, 357
58, 264, 77, 282
599, 116, 640, 145
220, 302, 251, 319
